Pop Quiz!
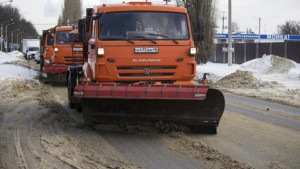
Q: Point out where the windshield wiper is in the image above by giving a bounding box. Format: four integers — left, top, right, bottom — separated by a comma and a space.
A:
147, 33, 179, 44
128, 35, 157, 44
126, 39, 135, 44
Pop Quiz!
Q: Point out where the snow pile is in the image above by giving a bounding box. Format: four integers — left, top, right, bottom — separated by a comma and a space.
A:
0, 78, 40, 92
286, 64, 300, 79
240, 55, 296, 75
0, 51, 24, 64
196, 62, 240, 82
216, 70, 259, 88
196, 55, 299, 89
0, 51, 38, 80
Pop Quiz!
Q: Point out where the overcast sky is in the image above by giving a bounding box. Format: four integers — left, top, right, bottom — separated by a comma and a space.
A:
7, 0, 300, 35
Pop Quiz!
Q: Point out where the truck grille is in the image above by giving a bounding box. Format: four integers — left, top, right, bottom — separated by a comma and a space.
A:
117, 66, 176, 70
64, 56, 84, 65
119, 73, 174, 77
117, 66, 176, 77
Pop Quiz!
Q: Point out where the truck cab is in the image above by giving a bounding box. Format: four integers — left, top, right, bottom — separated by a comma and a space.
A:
52, 26, 83, 66
79, 2, 197, 86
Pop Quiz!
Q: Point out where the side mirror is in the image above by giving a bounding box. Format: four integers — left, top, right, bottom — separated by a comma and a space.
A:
86, 8, 93, 17
78, 18, 88, 42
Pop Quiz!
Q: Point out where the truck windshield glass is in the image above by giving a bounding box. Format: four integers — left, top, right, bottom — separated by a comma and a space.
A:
99, 12, 189, 40
56, 31, 72, 44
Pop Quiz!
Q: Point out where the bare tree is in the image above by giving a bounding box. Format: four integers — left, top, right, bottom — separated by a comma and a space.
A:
278, 21, 300, 35
58, 0, 83, 26
0, 5, 38, 46
181, 0, 216, 63
232, 22, 240, 33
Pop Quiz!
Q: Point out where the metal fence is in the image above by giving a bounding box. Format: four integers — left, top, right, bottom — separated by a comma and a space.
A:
210, 41, 300, 64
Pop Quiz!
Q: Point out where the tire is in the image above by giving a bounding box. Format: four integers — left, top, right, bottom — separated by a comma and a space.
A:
68, 71, 77, 109
40, 55, 44, 72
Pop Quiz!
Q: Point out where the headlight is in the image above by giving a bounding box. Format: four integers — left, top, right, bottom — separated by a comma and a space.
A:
97, 48, 104, 56
54, 48, 58, 52
45, 59, 50, 64
190, 47, 197, 55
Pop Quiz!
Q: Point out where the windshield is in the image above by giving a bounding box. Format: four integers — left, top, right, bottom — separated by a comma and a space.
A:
29, 47, 39, 51
56, 31, 72, 44
99, 12, 189, 40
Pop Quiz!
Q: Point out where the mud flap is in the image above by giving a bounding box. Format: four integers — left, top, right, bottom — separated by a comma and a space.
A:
47, 73, 67, 84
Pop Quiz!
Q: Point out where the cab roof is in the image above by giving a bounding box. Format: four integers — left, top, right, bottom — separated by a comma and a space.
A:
93, 2, 187, 14
56, 26, 73, 32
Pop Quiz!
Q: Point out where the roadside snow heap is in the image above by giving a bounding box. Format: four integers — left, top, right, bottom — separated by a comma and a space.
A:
215, 55, 299, 89
0, 51, 37, 80
0, 51, 39, 91
216, 70, 259, 88
240, 55, 296, 75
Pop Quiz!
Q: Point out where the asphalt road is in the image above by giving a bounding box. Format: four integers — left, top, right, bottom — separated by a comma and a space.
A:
0, 74, 299, 169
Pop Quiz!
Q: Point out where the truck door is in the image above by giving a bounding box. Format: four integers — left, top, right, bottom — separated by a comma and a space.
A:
88, 20, 97, 78
45, 34, 54, 60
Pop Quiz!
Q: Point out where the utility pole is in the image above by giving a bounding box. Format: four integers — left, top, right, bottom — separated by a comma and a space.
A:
228, 0, 232, 66
10, 29, 19, 52
258, 17, 261, 43
6, 22, 14, 43
1, 19, 13, 52
16, 31, 23, 51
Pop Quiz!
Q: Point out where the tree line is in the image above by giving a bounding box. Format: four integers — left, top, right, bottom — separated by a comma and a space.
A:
0, 5, 38, 48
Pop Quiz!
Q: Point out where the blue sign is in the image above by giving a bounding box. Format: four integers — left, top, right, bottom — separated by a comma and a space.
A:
216, 34, 300, 41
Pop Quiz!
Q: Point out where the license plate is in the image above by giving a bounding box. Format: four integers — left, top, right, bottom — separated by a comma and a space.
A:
135, 47, 159, 54
73, 47, 83, 52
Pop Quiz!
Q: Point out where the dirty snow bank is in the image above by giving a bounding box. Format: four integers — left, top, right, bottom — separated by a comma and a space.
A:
240, 55, 297, 75
0, 51, 38, 80
196, 55, 300, 107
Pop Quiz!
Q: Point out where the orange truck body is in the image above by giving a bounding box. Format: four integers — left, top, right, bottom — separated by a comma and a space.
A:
69, 2, 225, 134
41, 26, 84, 82
83, 3, 196, 86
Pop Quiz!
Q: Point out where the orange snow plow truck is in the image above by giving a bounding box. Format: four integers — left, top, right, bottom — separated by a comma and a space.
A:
68, 1, 225, 134
40, 26, 84, 83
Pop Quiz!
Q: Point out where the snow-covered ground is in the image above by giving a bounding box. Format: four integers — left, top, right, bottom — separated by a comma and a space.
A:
0, 51, 38, 80
1, 52, 299, 107
196, 55, 300, 89
197, 55, 300, 107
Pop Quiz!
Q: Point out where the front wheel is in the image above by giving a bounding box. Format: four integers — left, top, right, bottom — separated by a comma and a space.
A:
68, 72, 76, 109
40, 55, 44, 72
